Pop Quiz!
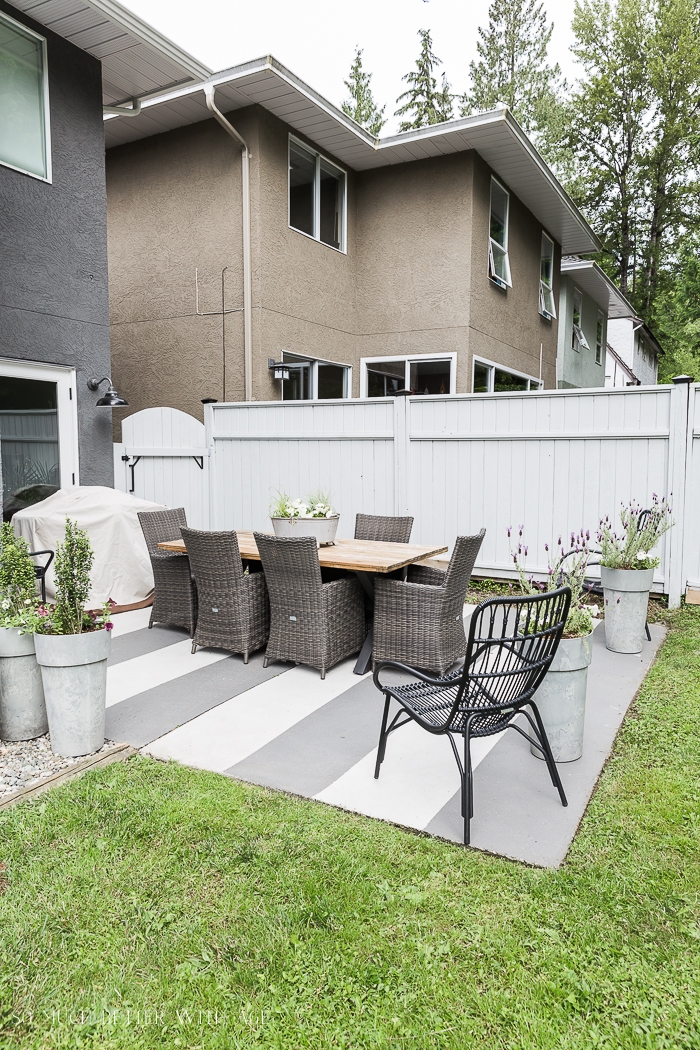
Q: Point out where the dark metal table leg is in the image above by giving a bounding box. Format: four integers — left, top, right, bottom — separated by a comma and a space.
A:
354, 571, 376, 675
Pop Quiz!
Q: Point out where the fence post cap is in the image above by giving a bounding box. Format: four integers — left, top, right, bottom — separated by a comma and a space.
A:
672, 374, 694, 384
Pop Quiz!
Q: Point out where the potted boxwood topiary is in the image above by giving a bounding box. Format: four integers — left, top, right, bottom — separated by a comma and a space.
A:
598, 496, 673, 654
34, 519, 113, 758
0, 523, 47, 741
269, 491, 339, 546
511, 527, 595, 762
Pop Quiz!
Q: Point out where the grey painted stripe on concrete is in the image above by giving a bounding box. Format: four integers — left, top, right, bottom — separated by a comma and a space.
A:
425, 624, 665, 866
225, 674, 383, 796
106, 652, 291, 749
108, 625, 189, 666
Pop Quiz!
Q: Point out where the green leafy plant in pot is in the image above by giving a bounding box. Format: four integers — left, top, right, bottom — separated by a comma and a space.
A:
598, 495, 673, 654
0, 523, 47, 741
34, 519, 113, 758
510, 527, 595, 762
269, 490, 339, 546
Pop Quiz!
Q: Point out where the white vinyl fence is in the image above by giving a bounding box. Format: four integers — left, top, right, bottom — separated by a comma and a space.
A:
115, 381, 700, 606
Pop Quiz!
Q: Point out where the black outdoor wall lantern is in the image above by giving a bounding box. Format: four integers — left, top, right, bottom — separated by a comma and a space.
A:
268, 358, 291, 381
87, 377, 129, 407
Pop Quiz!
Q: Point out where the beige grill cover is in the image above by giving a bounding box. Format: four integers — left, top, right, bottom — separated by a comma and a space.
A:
13, 486, 166, 607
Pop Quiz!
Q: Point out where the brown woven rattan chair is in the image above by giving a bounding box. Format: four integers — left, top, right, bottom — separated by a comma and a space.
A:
138, 508, 197, 636
373, 587, 571, 843
181, 528, 269, 662
372, 530, 486, 674
254, 532, 365, 679
354, 514, 414, 544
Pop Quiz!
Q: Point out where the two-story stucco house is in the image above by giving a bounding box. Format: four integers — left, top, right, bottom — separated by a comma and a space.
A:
606, 317, 660, 387
0, 0, 208, 518
104, 58, 600, 425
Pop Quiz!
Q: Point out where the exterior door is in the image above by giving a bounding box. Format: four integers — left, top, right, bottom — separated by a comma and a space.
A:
0, 358, 79, 520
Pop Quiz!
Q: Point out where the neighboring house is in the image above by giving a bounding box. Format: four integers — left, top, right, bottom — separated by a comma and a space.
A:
557, 257, 635, 389
605, 344, 641, 388
606, 317, 660, 387
104, 58, 600, 425
0, 0, 208, 516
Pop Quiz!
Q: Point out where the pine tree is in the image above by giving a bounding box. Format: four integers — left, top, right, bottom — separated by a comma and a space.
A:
461, 0, 562, 135
341, 48, 386, 136
395, 29, 453, 131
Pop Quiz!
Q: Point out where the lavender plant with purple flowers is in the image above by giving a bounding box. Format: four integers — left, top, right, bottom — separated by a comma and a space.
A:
598, 495, 673, 570
509, 525, 594, 638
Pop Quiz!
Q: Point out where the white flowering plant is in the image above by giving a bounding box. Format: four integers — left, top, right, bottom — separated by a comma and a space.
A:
0, 523, 42, 633
509, 525, 594, 639
597, 495, 673, 570
270, 491, 337, 519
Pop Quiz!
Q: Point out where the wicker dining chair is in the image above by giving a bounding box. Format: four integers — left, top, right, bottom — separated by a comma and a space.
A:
138, 508, 197, 635
254, 532, 365, 679
354, 513, 414, 544
373, 586, 572, 844
372, 530, 486, 674
181, 528, 269, 661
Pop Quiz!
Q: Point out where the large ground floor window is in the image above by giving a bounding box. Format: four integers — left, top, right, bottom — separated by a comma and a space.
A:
0, 358, 78, 520
278, 353, 351, 401
361, 354, 456, 398
472, 356, 542, 394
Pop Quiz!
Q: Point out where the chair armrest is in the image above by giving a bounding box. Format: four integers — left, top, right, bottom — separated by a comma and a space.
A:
373, 660, 457, 692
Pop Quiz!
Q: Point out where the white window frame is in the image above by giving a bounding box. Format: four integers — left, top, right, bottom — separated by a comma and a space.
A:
0, 10, 52, 183
288, 135, 347, 253
595, 310, 604, 365
0, 357, 79, 487
360, 353, 457, 399
472, 355, 542, 393
488, 177, 512, 289
539, 232, 556, 320
571, 287, 590, 352
280, 351, 351, 400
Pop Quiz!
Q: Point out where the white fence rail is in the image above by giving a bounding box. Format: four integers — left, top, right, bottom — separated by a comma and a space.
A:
115, 382, 699, 606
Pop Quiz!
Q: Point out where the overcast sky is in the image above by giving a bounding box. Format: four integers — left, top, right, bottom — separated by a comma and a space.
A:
128, 0, 580, 134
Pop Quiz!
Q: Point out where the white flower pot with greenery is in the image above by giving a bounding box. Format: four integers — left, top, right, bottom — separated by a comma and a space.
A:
598, 497, 672, 655
34, 520, 113, 758
0, 524, 47, 741
270, 492, 339, 547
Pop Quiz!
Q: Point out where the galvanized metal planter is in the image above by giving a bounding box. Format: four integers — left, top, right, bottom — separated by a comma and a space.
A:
34, 630, 111, 758
270, 515, 339, 547
601, 566, 654, 654
0, 627, 47, 741
530, 632, 593, 763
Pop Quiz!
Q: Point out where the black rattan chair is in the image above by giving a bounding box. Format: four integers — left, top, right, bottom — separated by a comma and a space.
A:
181, 528, 269, 661
138, 508, 197, 636
254, 532, 365, 679
354, 514, 414, 543
372, 530, 486, 674
373, 586, 571, 844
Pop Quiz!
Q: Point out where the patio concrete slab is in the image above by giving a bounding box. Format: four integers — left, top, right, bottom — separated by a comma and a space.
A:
108, 623, 189, 665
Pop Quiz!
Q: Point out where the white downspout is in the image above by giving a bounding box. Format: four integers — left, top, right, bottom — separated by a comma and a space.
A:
204, 86, 253, 402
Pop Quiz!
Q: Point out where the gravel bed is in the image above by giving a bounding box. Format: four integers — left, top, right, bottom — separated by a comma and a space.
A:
0, 735, 115, 800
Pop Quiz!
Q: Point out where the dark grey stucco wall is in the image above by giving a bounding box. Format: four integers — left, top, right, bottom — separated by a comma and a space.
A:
0, 0, 113, 486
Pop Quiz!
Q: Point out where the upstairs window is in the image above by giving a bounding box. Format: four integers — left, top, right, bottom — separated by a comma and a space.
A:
596, 311, 604, 365
571, 288, 589, 352
539, 233, 556, 319
488, 177, 511, 289
0, 12, 50, 180
289, 137, 346, 252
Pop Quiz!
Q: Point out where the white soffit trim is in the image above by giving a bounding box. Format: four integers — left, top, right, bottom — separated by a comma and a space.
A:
561, 258, 635, 319
103, 55, 600, 255
10, 0, 211, 105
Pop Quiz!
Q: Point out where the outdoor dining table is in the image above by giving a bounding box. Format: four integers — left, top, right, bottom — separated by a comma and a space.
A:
157, 531, 448, 675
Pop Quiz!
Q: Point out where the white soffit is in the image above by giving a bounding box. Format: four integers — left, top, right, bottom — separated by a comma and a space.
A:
9, 0, 211, 105
561, 259, 634, 318
103, 56, 599, 254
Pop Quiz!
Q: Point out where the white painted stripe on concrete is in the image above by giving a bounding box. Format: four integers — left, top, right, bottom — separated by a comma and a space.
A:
142, 656, 362, 773
109, 608, 153, 637
315, 724, 505, 832
106, 640, 229, 708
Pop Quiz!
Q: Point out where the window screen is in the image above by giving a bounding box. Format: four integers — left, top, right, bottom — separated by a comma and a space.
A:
488, 178, 511, 288
596, 312, 604, 365
0, 14, 48, 179
539, 233, 556, 319
473, 361, 491, 393
289, 142, 315, 237
409, 360, 450, 395
289, 138, 346, 251
319, 161, 344, 250
317, 363, 345, 398
367, 361, 405, 397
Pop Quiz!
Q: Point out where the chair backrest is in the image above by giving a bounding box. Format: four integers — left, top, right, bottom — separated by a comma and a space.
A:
254, 532, 323, 613
354, 513, 414, 543
180, 528, 244, 598
442, 530, 486, 602
137, 508, 187, 555
452, 587, 571, 722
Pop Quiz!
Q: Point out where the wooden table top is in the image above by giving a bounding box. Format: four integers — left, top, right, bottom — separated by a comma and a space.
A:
158, 531, 448, 574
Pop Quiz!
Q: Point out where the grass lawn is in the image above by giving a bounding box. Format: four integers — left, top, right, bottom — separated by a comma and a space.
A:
1, 610, 699, 1049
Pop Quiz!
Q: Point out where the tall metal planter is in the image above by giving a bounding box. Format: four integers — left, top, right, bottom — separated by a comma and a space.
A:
601, 567, 654, 654
34, 630, 111, 758
0, 627, 47, 741
529, 633, 593, 763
